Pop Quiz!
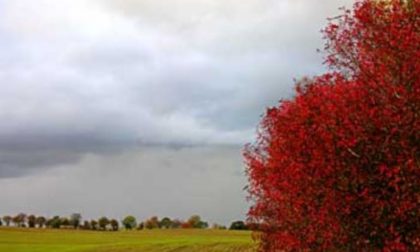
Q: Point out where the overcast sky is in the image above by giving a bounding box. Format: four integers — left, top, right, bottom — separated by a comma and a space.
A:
0, 0, 353, 225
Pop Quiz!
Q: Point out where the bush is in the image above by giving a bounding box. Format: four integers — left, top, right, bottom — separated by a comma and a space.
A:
245, 0, 419, 251
229, 221, 248, 231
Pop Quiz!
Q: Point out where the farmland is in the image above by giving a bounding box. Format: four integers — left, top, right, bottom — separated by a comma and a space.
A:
0, 227, 255, 252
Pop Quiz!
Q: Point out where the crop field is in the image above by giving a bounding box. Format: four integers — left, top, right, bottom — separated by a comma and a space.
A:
0, 227, 255, 252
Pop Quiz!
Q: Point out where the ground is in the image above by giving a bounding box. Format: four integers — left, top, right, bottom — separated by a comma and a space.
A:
0, 227, 255, 252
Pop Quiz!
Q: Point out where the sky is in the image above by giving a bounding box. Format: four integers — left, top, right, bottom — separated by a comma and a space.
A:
0, 0, 353, 225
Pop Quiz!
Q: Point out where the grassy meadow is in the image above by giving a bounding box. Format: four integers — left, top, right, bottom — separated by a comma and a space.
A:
0, 227, 255, 252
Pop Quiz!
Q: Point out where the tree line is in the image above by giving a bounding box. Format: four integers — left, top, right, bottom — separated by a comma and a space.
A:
0, 213, 248, 231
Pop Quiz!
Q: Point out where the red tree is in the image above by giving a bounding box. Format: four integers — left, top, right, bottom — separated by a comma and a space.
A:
244, 1, 419, 251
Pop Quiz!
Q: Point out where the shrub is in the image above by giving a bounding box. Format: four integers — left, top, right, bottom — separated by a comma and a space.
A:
245, 0, 419, 251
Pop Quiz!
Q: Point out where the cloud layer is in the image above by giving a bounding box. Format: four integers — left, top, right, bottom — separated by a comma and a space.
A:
0, 146, 247, 225
0, 0, 353, 222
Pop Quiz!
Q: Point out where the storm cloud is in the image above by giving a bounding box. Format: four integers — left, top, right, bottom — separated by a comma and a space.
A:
0, 0, 353, 223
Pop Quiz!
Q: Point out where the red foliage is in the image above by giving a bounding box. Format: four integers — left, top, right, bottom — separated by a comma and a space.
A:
244, 1, 419, 251
181, 222, 192, 229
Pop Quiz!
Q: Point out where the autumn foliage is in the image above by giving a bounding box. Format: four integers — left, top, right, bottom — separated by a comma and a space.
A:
244, 0, 419, 251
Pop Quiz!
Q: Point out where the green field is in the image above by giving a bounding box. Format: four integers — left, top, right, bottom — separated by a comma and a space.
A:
0, 227, 255, 252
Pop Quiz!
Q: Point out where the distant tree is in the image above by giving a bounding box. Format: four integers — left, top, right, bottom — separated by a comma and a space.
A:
181, 222, 192, 229
81, 220, 91, 230
13, 213, 26, 227
144, 220, 153, 229
27, 215, 36, 228
48, 216, 62, 229
187, 215, 208, 229
145, 216, 160, 229
0, 218, 2, 226
19, 213, 27, 227
187, 215, 200, 228
45, 218, 52, 228
60, 217, 70, 227
90, 220, 98, 230
171, 219, 182, 229
122, 216, 137, 230
2, 216, 12, 227
98, 217, 109, 231
160, 217, 173, 229
35, 216, 46, 228
199, 221, 209, 229
110, 219, 119, 231
229, 221, 247, 230
137, 222, 144, 230
70, 213, 82, 229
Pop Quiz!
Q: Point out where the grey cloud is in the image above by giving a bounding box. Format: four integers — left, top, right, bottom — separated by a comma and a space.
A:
0, 0, 353, 178
0, 0, 353, 222
0, 150, 79, 178
0, 146, 247, 225
0, 132, 136, 177
0, 0, 354, 144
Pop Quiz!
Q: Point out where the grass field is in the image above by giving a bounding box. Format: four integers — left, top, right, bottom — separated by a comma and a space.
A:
0, 227, 255, 252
